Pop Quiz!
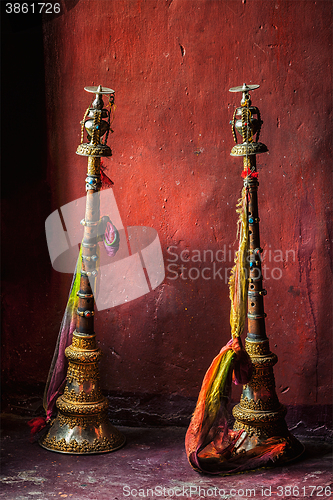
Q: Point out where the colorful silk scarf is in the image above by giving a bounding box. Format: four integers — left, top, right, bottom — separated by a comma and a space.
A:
185, 184, 300, 474
185, 186, 253, 473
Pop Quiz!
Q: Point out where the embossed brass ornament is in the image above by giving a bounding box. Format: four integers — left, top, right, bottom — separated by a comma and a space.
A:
230, 84, 304, 463
229, 83, 268, 157
40, 86, 125, 454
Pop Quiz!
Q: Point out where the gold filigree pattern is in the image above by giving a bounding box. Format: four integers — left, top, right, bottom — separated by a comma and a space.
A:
245, 368, 276, 392
232, 403, 287, 424
239, 395, 280, 411
40, 435, 124, 454
233, 420, 288, 439
91, 109, 102, 145
56, 396, 108, 415
63, 386, 103, 403
76, 143, 112, 157
57, 412, 108, 429
250, 353, 278, 367
245, 339, 270, 356
87, 156, 101, 176
65, 346, 102, 363
230, 141, 268, 157
72, 334, 96, 350
67, 363, 100, 384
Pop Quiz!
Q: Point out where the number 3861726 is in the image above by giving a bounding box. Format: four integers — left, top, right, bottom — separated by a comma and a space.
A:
5, 3, 61, 14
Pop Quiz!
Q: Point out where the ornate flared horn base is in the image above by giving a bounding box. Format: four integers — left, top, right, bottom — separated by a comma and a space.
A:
39, 331, 125, 454
232, 338, 304, 464
39, 412, 125, 455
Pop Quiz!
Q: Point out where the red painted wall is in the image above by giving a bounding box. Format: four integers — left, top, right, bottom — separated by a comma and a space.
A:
2, 0, 332, 417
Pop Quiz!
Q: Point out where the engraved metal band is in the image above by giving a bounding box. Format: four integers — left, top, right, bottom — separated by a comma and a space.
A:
81, 242, 97, 248
248, 312, 267, 319
81, 219, 100, 227
77, 309, 95, 318
85, 175, 101, 191
82, 254, 98, 261
248, 289, 267, 297
72, 330, 95, 339
81, 270, 98, 277
85, 174, 100, 181
77, 292, 94, 299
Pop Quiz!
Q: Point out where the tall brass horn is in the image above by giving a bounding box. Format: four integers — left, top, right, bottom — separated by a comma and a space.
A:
40, 86, 125, 454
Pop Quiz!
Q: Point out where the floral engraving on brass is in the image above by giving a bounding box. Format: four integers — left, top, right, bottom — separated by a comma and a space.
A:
72, 333, 96, 350
66, 362, 100, 384
63, 385, 103, 403
245, 339, 270, 356
230, 142, 268, 157
232, 403, 287, 424
76, 143, 112, 157
57, 412, 109, 430
56, 397, 109, 415
233, 420, 288, 440
65, 346, 103, 363
240, 395, 279, 411
249, 353, 278, 367
87, 156, 101, 176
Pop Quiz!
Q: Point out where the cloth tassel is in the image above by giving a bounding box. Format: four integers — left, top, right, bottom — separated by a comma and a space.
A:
100, 169, 114, 188
100, 160, 114, 188
27, 417, 47, 442
185, 339, 253, 474
103, 221, 120, 257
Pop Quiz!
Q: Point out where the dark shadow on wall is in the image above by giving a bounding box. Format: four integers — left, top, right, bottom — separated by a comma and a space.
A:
1, 1, 52, 398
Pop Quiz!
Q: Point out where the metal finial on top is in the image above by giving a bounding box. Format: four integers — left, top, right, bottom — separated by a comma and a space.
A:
229, 83, 267, 157
77, 85, 115, 157
84, 85, 115, 94
229, 83, 260, 93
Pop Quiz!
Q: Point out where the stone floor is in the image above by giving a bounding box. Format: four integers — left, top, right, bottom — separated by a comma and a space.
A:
1, 414, 332, 500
